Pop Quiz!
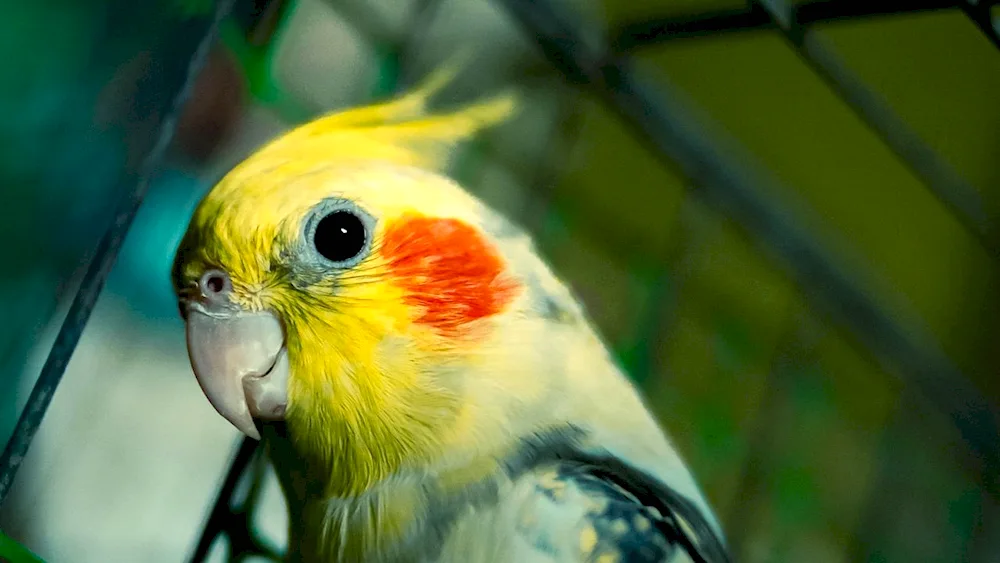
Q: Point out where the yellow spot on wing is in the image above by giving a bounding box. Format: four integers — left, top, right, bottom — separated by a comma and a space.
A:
596, 553, 619, 563
609, 519, 628, 536
586, 496, 609, 514
537, 470, 567, 500
538, 471, 560, 488
633, 514, 651, 532
580, 526, 598, 554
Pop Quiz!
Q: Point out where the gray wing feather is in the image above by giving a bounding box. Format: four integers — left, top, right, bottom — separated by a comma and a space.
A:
508, 442, 731, 563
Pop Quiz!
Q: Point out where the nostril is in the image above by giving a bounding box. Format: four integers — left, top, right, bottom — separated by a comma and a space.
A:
199, 269, 232, 297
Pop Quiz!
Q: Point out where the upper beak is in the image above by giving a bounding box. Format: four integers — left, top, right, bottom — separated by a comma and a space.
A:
184, 305, 289, 440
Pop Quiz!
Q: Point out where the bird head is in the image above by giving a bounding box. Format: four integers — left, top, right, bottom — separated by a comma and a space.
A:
170, 69, 585, 494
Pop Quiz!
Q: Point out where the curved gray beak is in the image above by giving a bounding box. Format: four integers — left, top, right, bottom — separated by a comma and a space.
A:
184, 308, 289, 440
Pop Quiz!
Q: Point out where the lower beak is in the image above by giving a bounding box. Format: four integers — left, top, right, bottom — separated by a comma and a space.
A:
184, 307, 289, 440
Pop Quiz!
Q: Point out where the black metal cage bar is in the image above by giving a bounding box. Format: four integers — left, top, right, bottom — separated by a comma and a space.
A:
751, 0, 999, 257
613, 0, 998, 50
0, 0, 236, 508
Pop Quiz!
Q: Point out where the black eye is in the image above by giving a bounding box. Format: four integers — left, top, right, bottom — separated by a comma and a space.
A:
313, 210, 368, 264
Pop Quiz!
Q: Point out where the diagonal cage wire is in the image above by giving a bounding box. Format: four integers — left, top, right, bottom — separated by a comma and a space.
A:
0, 0, 237, 508
187, 436, 279, 562
3, 0, 1000, 560
619, 0, 1000, 259
754, 0, 999, 259
961, 0, 1000, 51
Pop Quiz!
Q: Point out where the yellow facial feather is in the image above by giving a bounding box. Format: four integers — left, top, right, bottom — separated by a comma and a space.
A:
173, 60, 522, 505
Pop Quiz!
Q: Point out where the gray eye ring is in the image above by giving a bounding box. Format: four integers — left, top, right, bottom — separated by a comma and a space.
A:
301, 197, 376, 269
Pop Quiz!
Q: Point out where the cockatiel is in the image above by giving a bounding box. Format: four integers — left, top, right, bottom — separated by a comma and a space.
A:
172, 60, 731, 563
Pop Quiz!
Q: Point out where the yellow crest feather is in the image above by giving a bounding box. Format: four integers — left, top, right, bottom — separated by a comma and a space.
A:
245, 51, 519, 174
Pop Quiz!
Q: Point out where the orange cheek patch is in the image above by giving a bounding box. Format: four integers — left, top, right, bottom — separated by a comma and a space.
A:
380, 215, 520, 335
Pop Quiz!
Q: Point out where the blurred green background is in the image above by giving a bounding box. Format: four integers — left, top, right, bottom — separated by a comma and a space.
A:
2, 0, 1000, 561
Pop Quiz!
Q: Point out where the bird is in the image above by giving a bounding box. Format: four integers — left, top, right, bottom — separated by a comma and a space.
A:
171, 59, 732, 563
